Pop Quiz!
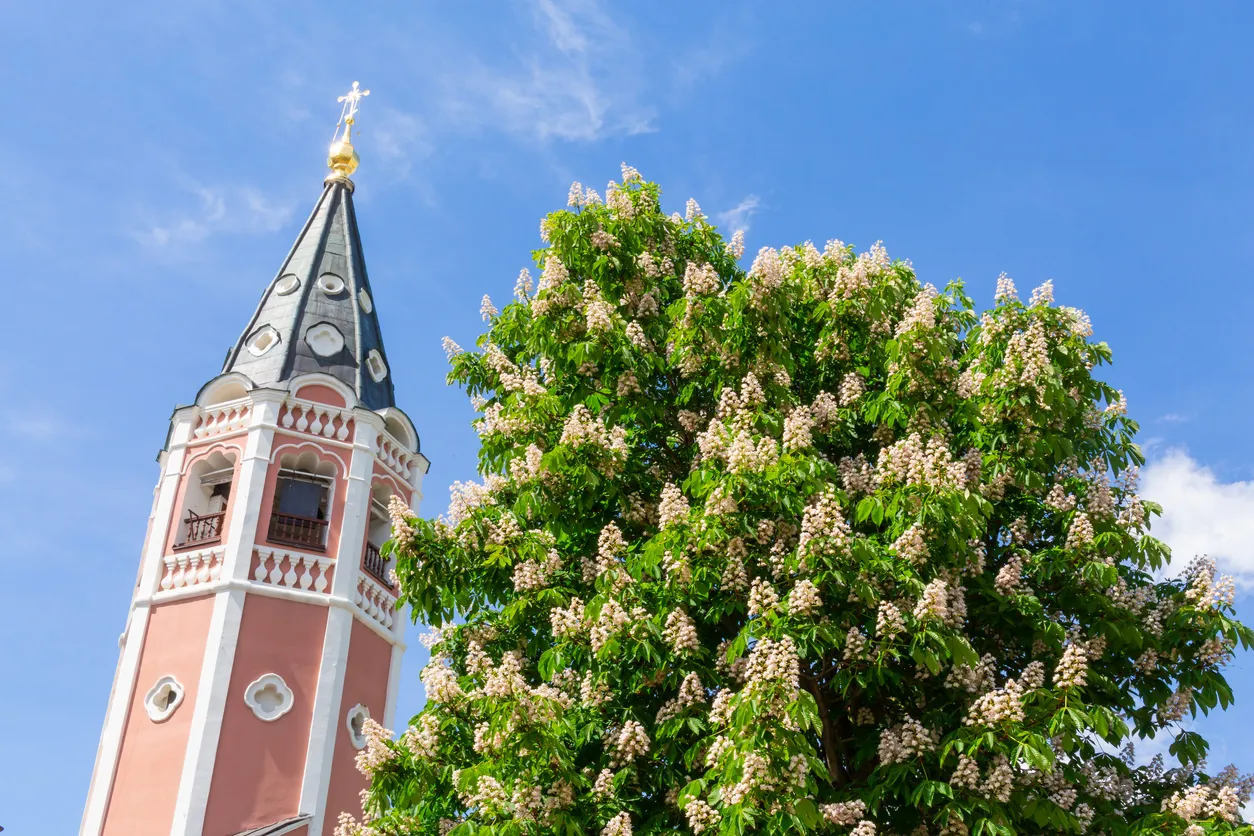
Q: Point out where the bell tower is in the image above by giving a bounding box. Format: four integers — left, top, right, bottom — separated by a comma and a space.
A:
80, 84, 427, 836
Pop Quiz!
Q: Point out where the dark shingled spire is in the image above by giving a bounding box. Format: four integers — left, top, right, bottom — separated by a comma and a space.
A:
222, 178, 396, 409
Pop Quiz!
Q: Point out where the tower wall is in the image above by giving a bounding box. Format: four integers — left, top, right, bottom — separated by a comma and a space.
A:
201, 596, 327, 836
100, 596, 215, 836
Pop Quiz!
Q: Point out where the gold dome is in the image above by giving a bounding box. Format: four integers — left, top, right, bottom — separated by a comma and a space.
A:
327, 135, 360, 178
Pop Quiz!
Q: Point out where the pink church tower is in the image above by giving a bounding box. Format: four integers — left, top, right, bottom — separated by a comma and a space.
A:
80, 86, 426, 836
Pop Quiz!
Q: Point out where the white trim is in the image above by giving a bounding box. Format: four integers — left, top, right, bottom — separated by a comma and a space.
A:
170, 588, 246, 836
243, 673, 295, 722
345, 703, 370, 749
299, 606, 354, 836
384, 643, 404, 730
144, 675, 186, 722
81, 411, 196, 836
78, 604, 151, 836
140, 577, 404, 649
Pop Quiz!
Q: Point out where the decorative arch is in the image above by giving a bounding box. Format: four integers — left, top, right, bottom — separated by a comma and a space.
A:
195, 372, 255, 407
287, 372, 357, 409
269, 440, 345, 478
180, 441, 244, 477
375, 406, 419, 452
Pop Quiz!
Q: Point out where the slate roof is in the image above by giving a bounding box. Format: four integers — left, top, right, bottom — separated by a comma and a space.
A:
230, 814, 312, 836
222, 178, 396, 410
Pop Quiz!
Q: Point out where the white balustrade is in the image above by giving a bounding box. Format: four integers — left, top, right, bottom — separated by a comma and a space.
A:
159, 547, 225, 591
194, 402, 251, 438
279, 399, 352, 442
374, 434, 412, 480
252, 547, 334, 593
355, 575, 397, 629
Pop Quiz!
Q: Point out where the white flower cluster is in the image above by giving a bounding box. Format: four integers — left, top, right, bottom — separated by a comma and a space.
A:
387, 494, 415, 548
683, 261, 721, 296
663, 609, 700, 655
895, 284, 939, 337
532, 255, 571, 315
1184, 556, 1236, 610
512, 548, 563, 592
891, 525, 929, 565
912, 578, 951, 622
484, 344, 546, 396
744, 635, 800, 692
994, 554, 1024, 596
840, 454, 876, 495
1162, 784, 1242, 824
560, 405, 628, 461
354, 717, 396, 776
550, 597, 585, 638
839, 372, 865, 406
748, 578, 780, 616
445, 478, 498, 527
402, 714, 440, 759
610, 720, 651, 767
788, 579, 823, 616
876, 433, 976, 491
797, 488, 851, 562
1054, 642, 1090, 689
685, 799, 722, 833
657, 671, 707, 722
421, 657, 463, 703
782, 405, 815, 451
821, 799, 867, 826
878, 716, 938, 764
591, 600, 634, 653
658, 483, 690, 529
1066, 512, 1095, 550
965, 680, 1025, 727
946, 654, 996, 693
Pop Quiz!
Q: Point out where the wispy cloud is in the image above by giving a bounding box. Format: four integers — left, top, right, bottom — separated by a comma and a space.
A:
431, 0, 656, 143
717, 195, 762, 233
135, 180, 294, 249
1159, 413, 1191, 424
1142, 448, 1254, 582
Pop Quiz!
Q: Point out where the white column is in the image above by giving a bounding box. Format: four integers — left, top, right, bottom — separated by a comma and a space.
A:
383, 643, 404, 730
298, 414, 379, 834
169, 588, 245, 836
80, 410, 196, 836
299, 606, 353, 836
172, 390, 280, 836
221, 390, 283, 582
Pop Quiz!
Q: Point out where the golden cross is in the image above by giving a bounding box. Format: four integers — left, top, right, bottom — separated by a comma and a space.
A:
333, 81, 370, 142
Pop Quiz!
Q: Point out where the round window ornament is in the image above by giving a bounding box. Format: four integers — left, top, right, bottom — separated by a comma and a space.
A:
246, 325, 281, 357
358, 289, 373, 314
319, 273, 346, 295
346, 703, 371, 749
305, 323, 345, 357
144, 675, 185, 722
244, 673, 294, 722
366, 349, 388, 382
275, 274, 301, 296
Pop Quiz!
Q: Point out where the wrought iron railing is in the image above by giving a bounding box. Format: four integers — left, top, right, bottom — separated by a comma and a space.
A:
267, 512, 329, 550
177, 511, 226, 548
363, 542, 392, 587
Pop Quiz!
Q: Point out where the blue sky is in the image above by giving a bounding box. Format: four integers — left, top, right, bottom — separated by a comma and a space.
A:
2, 1, 1253, 831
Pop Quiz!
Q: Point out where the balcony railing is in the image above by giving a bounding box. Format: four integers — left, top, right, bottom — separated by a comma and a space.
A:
176, 510, 226, 549
267, 512, 329, 550
363, 542, 392, 587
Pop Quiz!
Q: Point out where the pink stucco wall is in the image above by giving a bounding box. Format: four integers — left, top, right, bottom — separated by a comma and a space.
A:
320, 620, 394, 836
201, 594, 328, 836
102, 595, 215, 836
293, 384, 347, 408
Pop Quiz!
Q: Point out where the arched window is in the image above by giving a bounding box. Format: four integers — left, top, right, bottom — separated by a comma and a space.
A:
363, 482, 396, 587
175, 451, 237, 549
268, 451, 336, 551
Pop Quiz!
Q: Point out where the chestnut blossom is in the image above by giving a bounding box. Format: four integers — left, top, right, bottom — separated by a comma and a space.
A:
726, 229, 746, 259
658, 483, 690, 529
685, 799, 722, 833
663, 609, 700, 655
788, 579, 823, 617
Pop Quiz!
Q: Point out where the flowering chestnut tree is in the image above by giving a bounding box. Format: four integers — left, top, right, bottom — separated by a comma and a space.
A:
346, 167, 1253, 836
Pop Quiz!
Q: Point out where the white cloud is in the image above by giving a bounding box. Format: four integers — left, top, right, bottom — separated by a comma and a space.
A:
432, 0, 656, 142
1141, 449, 1254, 582
717, 195, 761, 233
136, 181, 294, 249
1159, 413, 1191, 424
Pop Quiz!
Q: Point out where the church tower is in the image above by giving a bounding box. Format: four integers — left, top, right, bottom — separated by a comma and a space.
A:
80, 84, 426, 836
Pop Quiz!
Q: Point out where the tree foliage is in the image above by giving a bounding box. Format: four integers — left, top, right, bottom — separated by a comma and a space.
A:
346, 167, 1253, 836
